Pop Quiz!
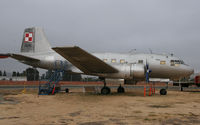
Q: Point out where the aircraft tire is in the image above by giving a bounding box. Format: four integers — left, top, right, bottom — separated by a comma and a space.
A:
160, 89, 167, 95
65, 88, 69, 93
117, 86, 125, 93
39, 89, 48, 95
101, 87, 111, 95
39, 89, 45, 94
181, 87, 183, 91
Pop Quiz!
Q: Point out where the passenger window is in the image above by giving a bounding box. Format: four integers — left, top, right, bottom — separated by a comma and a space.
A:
103, 59, 107, 62
111, 59, 116, 63
120, 59, 125, 64
171, 60, 175, 66
138, 60, 143, 64
160, 61, 166, 65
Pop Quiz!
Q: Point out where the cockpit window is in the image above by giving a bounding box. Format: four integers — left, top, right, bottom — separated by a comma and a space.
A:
138, 60, 143, 64
180, 60, 184, 64
170, 60, 184, 66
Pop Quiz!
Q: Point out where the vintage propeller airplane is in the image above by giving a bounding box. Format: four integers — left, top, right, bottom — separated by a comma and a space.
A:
0, 27, 194, 95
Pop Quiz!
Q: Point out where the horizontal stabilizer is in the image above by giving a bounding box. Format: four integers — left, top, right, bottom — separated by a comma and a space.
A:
53, 46, 118, 74
0, 53, 39, 62
0, 54, 10, 58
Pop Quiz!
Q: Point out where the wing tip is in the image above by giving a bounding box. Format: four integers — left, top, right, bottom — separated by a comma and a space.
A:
0, 53, 11, 59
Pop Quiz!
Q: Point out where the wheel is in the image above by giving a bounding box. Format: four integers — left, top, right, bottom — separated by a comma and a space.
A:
65, 88, 69, 93
117, 86, 125, 93
101, 87, 111, 95
181, 87, 183, 91
39, 89, 45, 94
160, 89, 167, 95
39, 89, 48, 95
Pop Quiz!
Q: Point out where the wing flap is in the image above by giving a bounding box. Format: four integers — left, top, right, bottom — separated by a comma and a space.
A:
53, 46, 118, 74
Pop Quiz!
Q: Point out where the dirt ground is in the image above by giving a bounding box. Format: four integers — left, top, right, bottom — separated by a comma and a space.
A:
0, 89, 200, 125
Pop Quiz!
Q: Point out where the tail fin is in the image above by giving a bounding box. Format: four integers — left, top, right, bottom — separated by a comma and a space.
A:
21, 27, 52, 53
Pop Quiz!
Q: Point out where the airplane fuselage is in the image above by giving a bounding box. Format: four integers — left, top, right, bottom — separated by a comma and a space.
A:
20, 51, 194, 81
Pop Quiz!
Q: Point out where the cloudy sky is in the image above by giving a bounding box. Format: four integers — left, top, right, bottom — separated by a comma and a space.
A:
0, 0, 200, 74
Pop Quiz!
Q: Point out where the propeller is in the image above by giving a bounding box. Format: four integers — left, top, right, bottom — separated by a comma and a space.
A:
145, 60, 152, 83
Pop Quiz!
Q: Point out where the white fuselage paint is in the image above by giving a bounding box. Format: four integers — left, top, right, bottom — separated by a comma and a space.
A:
21, 51, 194, 81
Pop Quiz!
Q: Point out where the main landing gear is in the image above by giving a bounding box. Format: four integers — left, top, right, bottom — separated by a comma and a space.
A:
100, 78, 125, 94
100, 78, 111, 95
117, 84, 125, 93
101, 86, 111, 95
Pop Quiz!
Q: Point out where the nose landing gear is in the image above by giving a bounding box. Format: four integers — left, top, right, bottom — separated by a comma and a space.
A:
160, 82, 168, 95
160, 89, 167, 95
117, 84, 125, 93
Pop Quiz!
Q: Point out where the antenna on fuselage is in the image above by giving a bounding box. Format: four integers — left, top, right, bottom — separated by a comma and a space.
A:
149, 48, 153, 54
129, 49, 137, 54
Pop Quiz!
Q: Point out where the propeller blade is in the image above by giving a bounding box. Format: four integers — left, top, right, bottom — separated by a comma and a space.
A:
145, 59, 151, 83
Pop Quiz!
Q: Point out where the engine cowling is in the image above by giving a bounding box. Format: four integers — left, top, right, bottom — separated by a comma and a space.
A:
130, 63, 145, 78
100, 63, 145, 79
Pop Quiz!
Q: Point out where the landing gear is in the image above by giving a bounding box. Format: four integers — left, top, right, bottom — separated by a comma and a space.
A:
160, 89, 167, 95
159, 82, 168, 95
100, 77, 111, 95
181, 87, 183, 91
117, 84, 125, 93
101, 86, 111, 95
65, 88, 69, 93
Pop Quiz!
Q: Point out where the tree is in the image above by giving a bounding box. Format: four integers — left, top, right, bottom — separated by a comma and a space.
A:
3, 71, 6, 76
16, 72, 20, 76
26, 68, 39, 81
21, 70, 26, 76
0, 70, 2, 76
12, 71, 17, 77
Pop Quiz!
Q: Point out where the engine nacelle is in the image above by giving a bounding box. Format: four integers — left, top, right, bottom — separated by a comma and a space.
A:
130, 63, 145, 78
99, 63, 145, 79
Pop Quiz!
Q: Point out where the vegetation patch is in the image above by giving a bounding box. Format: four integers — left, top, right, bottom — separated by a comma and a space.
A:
69, 111, 82, 117
133, 110, 142, 113
148, 104, 171, 108
78, 121, 106, 125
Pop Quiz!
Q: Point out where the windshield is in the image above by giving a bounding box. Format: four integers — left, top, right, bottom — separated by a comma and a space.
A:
170, 60, 185, 64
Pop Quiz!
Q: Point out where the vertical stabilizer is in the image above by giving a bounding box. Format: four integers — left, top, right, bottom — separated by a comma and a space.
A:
21, 27, 52, 53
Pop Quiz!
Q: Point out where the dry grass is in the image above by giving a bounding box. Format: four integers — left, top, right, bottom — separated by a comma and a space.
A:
0, 90, 200, 125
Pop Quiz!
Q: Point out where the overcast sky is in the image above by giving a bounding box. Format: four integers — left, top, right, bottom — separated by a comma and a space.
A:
0, 0, 200, 74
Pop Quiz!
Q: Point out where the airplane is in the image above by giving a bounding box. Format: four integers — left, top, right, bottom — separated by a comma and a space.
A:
0, 27, 194, 95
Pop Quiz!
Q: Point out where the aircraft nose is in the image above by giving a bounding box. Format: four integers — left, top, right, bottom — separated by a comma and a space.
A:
186, 66, 194, 76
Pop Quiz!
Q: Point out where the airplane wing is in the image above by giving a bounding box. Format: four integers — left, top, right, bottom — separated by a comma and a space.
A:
52, 46, 118, 74
0, 53, 40, 62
